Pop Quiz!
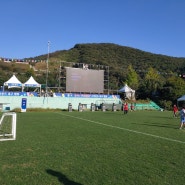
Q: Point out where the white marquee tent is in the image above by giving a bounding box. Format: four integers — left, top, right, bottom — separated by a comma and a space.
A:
177, 95, 185, 102
4, 74, 23, 89
23, 76, 41, 88
118, 84, 135, 100
23, 76, 41, 93
177, 95, 185, 108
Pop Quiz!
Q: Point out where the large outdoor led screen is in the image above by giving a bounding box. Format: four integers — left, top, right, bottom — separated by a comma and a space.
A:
66, 67, 104, 93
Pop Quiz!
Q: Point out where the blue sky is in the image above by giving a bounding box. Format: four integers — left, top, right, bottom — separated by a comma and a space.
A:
1, 0, 185, 59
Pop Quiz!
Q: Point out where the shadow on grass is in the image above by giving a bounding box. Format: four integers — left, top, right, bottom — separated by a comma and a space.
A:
151, 116, 179, 119
46, 169, 83, 185
131, 122, 178, 129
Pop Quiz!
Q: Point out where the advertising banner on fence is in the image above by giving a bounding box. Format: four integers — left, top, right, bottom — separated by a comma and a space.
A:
21, 98, 27, 112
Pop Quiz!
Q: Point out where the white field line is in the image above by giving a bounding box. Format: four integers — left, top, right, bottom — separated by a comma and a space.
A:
56, 112, 185, 145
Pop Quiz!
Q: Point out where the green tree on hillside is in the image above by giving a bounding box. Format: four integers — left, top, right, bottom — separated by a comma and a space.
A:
138, 67, 163, 99
126, 65, 139, 90
25, 68, 35, 78
162, 76, 185, 103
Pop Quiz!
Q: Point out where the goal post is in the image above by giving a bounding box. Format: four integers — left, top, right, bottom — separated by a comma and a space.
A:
0, 112, 17, 141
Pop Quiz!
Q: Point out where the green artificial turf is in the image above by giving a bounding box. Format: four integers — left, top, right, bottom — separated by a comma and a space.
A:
0, 110, 185, 185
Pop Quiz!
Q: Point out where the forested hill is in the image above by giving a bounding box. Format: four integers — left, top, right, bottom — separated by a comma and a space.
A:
1, 43, 185, 108
35, 43, 185, 75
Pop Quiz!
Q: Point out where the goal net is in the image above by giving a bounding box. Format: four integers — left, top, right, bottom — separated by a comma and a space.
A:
0, 112, 17, 141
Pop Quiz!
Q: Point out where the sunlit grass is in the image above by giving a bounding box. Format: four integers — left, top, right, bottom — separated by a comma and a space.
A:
0, 110, 185, 185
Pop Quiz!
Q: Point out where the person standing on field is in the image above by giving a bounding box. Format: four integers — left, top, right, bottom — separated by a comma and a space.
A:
173, 104, 178, 117
130, 103, 134, 111
179, 106, 185, 129
123, 102, 129, 114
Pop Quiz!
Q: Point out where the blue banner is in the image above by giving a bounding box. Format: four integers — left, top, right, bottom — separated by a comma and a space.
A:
0, 91, 38, 96
0, 91, 120, 99
54, 93, 120, 99
21, 98, 27, 112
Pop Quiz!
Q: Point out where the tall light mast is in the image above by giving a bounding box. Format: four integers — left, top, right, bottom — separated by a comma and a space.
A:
46, 41, 50, 95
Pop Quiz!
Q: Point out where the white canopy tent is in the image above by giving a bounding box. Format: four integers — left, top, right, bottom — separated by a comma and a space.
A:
177, 95, 185, 108
3, 75, 23, 90
118, 84, 135, 100
23, 76, 41, 94
177, 95, 185, 102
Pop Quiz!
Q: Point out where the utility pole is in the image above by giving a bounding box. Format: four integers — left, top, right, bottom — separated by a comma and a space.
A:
59, 61, 61, 90
46, 41, 50, 96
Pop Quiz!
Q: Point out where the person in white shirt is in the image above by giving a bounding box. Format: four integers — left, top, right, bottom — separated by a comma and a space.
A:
179, 106, 185, 129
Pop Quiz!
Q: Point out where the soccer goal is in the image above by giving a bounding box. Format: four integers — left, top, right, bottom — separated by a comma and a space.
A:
0, 112, 17, 141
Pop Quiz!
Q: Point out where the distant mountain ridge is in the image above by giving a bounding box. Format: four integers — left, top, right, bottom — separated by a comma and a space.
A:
1, 43, 185, 89
2, 43, 185, 70
1, 43, 185, 107
32, 43, 185, 74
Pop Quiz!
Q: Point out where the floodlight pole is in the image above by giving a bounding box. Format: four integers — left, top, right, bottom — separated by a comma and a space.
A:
107, 66, 110, 95
59, 61, 61, 89
46, 41, 50, 95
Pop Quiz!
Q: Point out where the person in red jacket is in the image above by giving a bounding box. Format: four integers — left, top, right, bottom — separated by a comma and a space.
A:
173, 104, 178, 118
123, 102, 129, 114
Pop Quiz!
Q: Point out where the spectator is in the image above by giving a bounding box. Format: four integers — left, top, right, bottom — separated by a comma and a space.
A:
179, 106, 185, 129
130, 103, 135, 111
173, 104, 178, 117
123, 103, 129, 114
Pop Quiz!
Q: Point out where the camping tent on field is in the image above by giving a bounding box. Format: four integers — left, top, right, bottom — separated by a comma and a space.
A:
4, 75, 23, 89
118, 84, 135, 100
23, 76, 41, 94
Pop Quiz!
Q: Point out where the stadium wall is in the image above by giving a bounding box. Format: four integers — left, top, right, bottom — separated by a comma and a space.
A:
0, 94, 122, 111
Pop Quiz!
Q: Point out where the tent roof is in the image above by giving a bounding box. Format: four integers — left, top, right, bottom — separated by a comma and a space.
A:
4, 74, 22, 87
23, 76, 41, 87
177, 95, 185, 101
118, 84, 135, 93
